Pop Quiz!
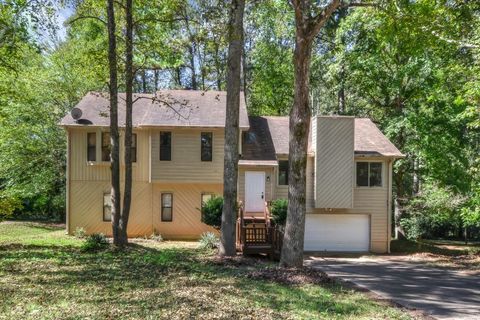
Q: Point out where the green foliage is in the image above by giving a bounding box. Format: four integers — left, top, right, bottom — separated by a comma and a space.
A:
270, 199, 288, 226
81, 233, 108, 252
200, 196, 224, 229
0, 194, 22, 221
74, 227, 87, 239
198, 232, 219, 250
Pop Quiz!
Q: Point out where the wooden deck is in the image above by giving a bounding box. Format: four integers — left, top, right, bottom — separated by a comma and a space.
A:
236, 202, 283, 259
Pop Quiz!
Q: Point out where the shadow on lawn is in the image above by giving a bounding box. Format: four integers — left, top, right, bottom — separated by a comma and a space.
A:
0, 242, 375, 318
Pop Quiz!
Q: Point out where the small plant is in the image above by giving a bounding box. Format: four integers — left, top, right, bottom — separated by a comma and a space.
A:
198, 232, 219, 249
74, 227, 87, 239
149, 232, 163, 242
81, 233, 108, 252
200, 196, 224, 229
271, 199, 288, 226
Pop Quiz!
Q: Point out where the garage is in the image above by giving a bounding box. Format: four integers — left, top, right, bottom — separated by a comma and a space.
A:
304, 214, 370, 252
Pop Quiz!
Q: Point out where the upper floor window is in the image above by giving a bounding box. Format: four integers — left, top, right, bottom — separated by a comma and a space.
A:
201, 132, 213, 162
160, 132, 171, 161
87, 132, 96, 162
101, 132, 111, 162
278, 160, 289, 185
131, 133, 137, 163
356, 162, 383, 187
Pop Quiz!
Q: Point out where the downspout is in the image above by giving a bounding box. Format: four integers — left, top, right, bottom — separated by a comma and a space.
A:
387, 159, 393, 253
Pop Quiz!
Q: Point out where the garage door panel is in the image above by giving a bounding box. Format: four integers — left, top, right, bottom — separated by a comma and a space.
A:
304, 214, 370, 252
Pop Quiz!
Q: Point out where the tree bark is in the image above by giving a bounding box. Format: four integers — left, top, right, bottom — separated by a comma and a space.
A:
280, 0, 342, 268
219, 0, 245, 257
106, 0, 121, 245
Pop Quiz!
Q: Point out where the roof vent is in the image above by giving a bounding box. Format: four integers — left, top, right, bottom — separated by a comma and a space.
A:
71, 108, 83, 121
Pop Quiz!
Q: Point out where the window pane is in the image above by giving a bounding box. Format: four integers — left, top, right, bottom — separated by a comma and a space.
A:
161, 193, 173, 222
201, 132, 212, 162
201, 194, 212, 206
369, 163, 383, 187
131, 134, 137, 163
160, 132, 171, 161
102, 132, 111, 161
103, 193, 112, 221
356, 162, 369, 187
87, 133, 96, 162
278, 160, 289, 185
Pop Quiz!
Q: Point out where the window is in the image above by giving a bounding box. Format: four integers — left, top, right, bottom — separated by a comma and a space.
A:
103, 193, 112, 221
87, 132, 96, 161
278, 160, 289, 185
101, 132, 111, 161
201, 193, 213, 207
160, 132, 171, 161
131, 133, 137, 163
356, 162, 383, 187
161, 193, 173, 222
201, 132, 213, 161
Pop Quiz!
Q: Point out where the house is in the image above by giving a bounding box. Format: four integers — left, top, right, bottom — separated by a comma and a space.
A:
60, 90, 404, 253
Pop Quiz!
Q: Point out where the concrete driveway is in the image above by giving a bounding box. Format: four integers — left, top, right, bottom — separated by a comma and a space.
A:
306, 256, 480, 320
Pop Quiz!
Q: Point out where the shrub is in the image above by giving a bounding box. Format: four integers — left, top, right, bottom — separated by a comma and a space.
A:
74, 227, 87, 239
201, 196, 224, 229
82, 233, 108, 252
198, 232, 219, 249
149, 232, 163, 242
270, 199, 288, 226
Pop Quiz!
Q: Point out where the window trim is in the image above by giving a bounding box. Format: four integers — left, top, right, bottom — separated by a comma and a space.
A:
101, 131, 111, 162
201, 192, 214, 208
161, 193, 173, 222
103, 192, 112, 222
277, 160, 289, 186
200, 132, 213, 162
160, 131, 172, 161
87, 132, 97, 162
355, 161, 384, 188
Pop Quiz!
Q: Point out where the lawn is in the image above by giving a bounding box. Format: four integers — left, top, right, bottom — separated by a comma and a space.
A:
391, 238, 480, 271
0, 222, 412, 320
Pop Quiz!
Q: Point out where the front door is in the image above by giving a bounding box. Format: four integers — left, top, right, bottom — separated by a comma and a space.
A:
245, 171, 265, 212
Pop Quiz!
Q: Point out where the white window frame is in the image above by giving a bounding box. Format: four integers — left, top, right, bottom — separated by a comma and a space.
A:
355, 160, 384, 188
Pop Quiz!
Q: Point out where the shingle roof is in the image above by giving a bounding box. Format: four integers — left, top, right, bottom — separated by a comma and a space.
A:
60, 90, 250, 129
242, 116, 404, 159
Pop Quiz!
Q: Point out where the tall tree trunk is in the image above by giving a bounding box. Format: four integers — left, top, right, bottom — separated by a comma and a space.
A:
116, 0, 134, 248
219, 0, 245, 257
280, 0, 342, 268
189, 45, 197, 90
154, 69, 159, 91
106, 0, 121, 245
142, 69, 147, 93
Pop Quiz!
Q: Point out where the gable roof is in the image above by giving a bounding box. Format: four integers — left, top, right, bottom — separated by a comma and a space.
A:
60, 90, 250, 129
242, 116, 404, 160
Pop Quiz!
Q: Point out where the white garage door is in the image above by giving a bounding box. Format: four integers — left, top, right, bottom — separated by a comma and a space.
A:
304, 214, 370, 252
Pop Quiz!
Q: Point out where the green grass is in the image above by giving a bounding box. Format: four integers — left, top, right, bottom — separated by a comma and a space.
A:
0, 222, 411, 319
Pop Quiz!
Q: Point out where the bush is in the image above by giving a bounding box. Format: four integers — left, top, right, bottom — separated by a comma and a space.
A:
198, 232, 219, 249
74, 227, 87, 239
271, 199, 288, 226
149, 232, 163, 242
201, 196, 224, 229
82, 233, 108, 252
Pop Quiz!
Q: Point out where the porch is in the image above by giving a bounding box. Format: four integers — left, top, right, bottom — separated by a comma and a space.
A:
235, 201, 283, 259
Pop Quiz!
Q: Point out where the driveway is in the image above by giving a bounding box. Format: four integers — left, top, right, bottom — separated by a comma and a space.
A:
306, 256, 480, 320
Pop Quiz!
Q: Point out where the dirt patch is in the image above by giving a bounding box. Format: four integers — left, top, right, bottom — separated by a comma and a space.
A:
210, 254, 269, 267
246, 266, 334, 285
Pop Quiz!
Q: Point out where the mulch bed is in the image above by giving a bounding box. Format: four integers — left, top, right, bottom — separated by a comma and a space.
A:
246, 266, 334, 285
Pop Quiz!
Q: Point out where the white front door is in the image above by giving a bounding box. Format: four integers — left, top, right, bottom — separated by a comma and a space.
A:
245, 171, 265, 212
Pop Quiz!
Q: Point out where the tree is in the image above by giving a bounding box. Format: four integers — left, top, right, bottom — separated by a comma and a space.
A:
219, 0, 245, 257
106, 0, 122, 246
280, 0, 345, 267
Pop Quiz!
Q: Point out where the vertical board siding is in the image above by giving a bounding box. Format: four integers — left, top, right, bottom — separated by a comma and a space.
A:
315, 117, 354, 208
151, 129, 225, 183
152, 183, 223, 239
